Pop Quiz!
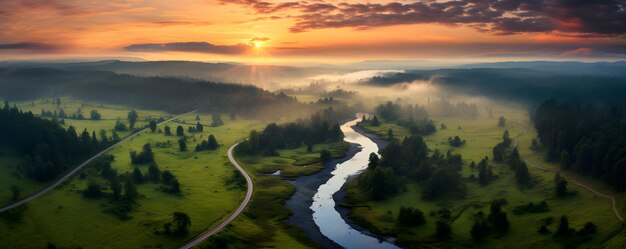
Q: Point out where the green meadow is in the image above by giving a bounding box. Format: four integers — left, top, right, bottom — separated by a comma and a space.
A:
348, 105, 626, 248
0, 100, 268, 248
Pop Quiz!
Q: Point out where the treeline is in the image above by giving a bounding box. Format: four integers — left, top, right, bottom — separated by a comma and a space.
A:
237, 107, 347, 156
364, 68, 626, 105
424, 99, 479, 118
0, 68, 301, 118
534, 99, 626, 191
0, 102, 114, 182
358, 135, 465, 201
368, 101, 436, 136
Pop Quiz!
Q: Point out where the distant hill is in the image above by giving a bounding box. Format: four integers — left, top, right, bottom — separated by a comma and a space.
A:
0, 60, 348, 87
0, 67, 301, 117
458, 61, 626, 78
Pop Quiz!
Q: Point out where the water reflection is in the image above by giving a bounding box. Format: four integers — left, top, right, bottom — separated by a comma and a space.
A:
311, 114, 399, 249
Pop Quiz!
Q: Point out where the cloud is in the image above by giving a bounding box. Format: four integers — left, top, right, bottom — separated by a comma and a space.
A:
559, 47, 626, 58
0, 42, 57, 51
220, 0, 626, 36
124, 42, 251, 54
250, 37, 270, 42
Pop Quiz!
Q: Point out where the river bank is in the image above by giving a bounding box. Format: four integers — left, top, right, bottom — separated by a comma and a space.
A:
332, 124, 395, 245
284, 140, 361, 249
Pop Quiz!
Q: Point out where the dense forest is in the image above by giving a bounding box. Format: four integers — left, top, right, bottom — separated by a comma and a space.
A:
237, 107, 349, 155
0, 68, 305, 118
0, 102, 108, 182
364, 68, 626, 104
358, 135, 465, 201
534, 99, 626, 191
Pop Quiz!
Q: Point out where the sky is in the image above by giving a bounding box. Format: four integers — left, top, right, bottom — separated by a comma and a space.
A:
0, 0, 625, 64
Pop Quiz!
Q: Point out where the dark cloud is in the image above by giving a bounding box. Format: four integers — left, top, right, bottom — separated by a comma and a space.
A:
0, 0, 87, 20
124, 42, 251, 54
0, 42, 57, 51
220, 0, 626, 36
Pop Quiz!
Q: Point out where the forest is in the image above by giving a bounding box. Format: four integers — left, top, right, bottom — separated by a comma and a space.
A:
534, 99, 626, 191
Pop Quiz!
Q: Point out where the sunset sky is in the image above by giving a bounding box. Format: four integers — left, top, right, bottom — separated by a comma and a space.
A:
1, 0, 625, 64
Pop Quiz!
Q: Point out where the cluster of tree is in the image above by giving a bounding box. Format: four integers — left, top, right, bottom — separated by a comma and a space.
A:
211, 113, 224, 127
130, 143, 154, 164
534, 99, 626, 191
448, 136, 466, 147
491, 130, 531, 186
195, 135, 219, 151
470, 157, 494, 185
0, 102, 113, 182
359, 135, 466, 201
0, 68, 302, 118
365, 102, 436, 136
237, 107, 345, 156
513, 201, 549, 215
396, 207, 426, 227
554, 172, 569, 197
539, 215, 597, 248
80, 155, 139, 219
424, 99, 479, 118
40, 107, 92, 120
470, 199, 510, 242
162, 212, 191, 236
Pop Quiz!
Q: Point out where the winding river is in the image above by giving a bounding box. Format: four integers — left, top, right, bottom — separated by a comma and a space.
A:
311, 114, 400, 249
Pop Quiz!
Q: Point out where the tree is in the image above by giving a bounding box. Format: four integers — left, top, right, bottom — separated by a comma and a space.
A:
132, 167, 144, 183
530, 139, 541, 151
176, 125, 184, 136
178, 138, 187, 151
211, 113, 224, 127
397, 207, 426, 227
127, 110, 138, 129
320, 149, 331, 162
515, 161, 531, 185
555, 215, 572, 236
470, 212, 489, 242
306, 144, 313, 152
207, 135, 219, 150
130, 143, 154, 164
555, 172, 568, 197
488, 200, 510, 235
123, 177, 138, 202
387, 128, 394, 140
477, 159, 493, 186
162, 170, 175, 184
450, 136, 464, 147
435, 220, 451, 240
368, 153, 379, 169
371, 116, 380, 126
149, 120, 157, 132
172, 212, 191, 235
90, 109, 101, 120
83, 181, 103, 198
164, 126, 172, 135
196, 122, 203, 133
148, 162, 161, 181
498, 116, 506, 127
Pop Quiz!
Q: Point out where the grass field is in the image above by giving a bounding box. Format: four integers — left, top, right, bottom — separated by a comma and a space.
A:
348, 104, 626, 248
196, 141, 349, 249
0, 102, 268, 248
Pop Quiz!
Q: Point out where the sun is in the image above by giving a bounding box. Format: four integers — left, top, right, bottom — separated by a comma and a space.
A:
254, 41, 263, 48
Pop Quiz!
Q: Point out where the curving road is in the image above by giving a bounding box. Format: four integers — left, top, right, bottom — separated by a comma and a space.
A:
0, 110, 197, 213
179, 142, 253, 249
